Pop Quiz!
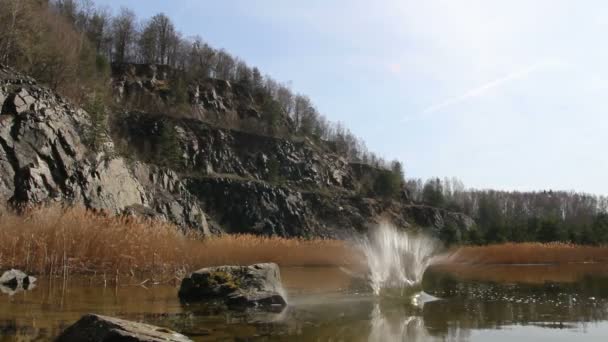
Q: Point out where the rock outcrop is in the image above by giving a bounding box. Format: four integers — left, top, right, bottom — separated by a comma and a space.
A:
0, 65, 208, 233
178, 263, 287, 308
55, 314, 192, 342
0, 63, 475, 240
111, 63, 293, 132
122, 112, 475, 238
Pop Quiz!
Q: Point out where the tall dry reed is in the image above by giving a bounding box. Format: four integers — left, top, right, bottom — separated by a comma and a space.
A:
444, 242, 608, 265
0, 206, 358, 280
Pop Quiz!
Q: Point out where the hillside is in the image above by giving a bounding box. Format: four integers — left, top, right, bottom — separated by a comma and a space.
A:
0, 63, 474, 240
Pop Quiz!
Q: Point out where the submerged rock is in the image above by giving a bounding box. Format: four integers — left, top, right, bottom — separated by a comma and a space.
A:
55, 314, 192, 342
0, 269, 36, 292
178, 263, 287, 308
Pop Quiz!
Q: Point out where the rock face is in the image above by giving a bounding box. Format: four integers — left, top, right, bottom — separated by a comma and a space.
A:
0, 63, 475, 240
55, 314, 192, 342
188, 177, 316, 237
0, 65, 208, 233
178, 263, 287, 308
111, 63, 293, 132
123, 113, 475, 238
123, 113, 350, 189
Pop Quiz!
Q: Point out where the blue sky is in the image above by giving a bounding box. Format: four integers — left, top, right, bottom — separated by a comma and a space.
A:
96, 0, 608, 194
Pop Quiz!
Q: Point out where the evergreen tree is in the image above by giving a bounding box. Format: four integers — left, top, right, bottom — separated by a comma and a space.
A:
422, 178, 444, 207
157, 123, 182, 168
592, 213, 608, 244
373, 170, 401, 198
84, 94, 107, 152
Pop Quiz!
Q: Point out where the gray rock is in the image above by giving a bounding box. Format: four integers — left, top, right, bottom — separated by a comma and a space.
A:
13, 88, 35, 114
187, 177, 314, 237
179, 263, 287, 308
0, 269, 36, 291
55, 314, 192, 342
0, 65, 209, 232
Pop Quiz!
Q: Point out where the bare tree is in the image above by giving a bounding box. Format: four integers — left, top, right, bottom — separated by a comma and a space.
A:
86, 6, 111, 56
187, 36, 215, 78
214, 49, 235, 80
0, 0, 35, 65
276, 84, 294, 115
137, 19, 157, 63
235, 60, 252, 86
146, 13, 175, 64
111, 7, 136, 63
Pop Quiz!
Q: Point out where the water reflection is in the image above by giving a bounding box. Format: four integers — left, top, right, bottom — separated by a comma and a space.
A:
369, 304, 429, 342
3, 265, 608, 341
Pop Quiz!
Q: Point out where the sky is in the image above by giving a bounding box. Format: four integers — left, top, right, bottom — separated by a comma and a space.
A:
95, 0, 608, 194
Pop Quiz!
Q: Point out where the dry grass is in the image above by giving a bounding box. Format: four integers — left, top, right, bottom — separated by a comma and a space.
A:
0, 206, 358, 280
443, 242, 608, 265
429, 263, 608, 284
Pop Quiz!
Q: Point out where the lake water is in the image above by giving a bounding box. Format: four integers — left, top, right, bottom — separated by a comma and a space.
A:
2, 264, 608, 341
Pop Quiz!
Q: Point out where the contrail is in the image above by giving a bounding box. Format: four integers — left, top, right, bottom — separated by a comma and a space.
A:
405, 61, 560, 121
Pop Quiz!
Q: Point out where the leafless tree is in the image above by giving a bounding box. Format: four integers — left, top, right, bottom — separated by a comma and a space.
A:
111, 7, 136, 63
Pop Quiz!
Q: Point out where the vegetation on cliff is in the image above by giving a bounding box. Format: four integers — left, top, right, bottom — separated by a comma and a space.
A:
0, 0, 397, 169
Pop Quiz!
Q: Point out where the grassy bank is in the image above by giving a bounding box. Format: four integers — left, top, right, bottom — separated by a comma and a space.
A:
445, 242, 608, 265
0, 207, 358, 281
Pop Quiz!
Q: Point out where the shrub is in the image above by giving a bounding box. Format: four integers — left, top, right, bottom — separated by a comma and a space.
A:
83, 94, 108, 152
373, 170, 401, 198
156, 122, 183, 168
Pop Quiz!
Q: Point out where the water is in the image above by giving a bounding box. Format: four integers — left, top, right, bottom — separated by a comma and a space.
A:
360, 223, 439, 297
3, 264, 608, 341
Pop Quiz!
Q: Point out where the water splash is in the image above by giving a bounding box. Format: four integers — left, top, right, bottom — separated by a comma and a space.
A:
360, 223, 440, 295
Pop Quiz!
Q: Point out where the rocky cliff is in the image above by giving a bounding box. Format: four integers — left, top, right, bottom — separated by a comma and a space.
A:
0, 64, 209, 234
0, 63, 474, 240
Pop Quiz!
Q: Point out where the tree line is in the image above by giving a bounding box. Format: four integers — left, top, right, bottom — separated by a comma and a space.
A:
0, 0, 398, 169
407, 177, 608, 245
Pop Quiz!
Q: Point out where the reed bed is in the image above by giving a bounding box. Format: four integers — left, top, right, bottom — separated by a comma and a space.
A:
429, 263, 608, 284
444, 242, 608, 265
0, 206, 358, 280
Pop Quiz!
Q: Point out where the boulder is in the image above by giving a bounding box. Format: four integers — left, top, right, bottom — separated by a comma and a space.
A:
178, 263, 287, 308
0, 269, 36, 289
55, 314, 192, 342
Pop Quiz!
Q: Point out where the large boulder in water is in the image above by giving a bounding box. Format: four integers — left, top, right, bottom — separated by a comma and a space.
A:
55, 314, 192, 342
178, 263, 286, 308
0, 269, 36, 292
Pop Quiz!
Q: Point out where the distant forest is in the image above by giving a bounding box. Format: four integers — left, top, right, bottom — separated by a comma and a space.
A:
1, 0, 607, 245
408, 178, 608, 245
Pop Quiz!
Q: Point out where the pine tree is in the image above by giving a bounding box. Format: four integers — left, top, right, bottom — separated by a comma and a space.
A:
157, 123, 182, 168
84, 94, 107, 152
